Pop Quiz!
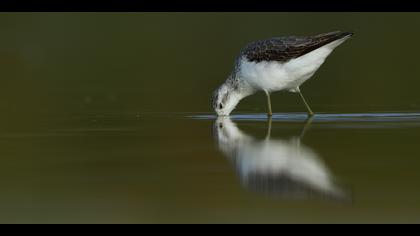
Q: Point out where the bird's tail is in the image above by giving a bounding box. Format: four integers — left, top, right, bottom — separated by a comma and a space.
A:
315, 31, 354, 43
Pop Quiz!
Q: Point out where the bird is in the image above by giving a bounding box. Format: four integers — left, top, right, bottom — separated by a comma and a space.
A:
213, 117, 348, 200
212, 31, 354, 117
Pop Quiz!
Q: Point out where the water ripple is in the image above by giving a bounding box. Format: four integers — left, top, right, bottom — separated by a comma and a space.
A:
189, 112, 420, 122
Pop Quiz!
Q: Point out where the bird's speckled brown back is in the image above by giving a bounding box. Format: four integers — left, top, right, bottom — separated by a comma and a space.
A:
241, 31, 353, 63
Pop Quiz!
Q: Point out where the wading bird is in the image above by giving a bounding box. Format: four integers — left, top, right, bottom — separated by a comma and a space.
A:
212, 31, 353, 117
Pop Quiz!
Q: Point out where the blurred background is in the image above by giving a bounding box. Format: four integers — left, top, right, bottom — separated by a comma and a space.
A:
1, 12, 420, 117
1, 13, 420, 223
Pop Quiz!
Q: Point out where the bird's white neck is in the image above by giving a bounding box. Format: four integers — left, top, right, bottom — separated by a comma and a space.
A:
225, 73, 256, 99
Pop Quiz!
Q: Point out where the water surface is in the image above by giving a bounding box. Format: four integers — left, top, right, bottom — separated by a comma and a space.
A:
1, 112, 420, 223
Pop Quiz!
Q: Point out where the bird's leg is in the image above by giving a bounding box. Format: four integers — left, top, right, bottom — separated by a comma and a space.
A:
296, 115, 314, 151
265, 91, 273, 117
265, 116, 272, 140
298, 90, 314, 117
300, 115, 314, 140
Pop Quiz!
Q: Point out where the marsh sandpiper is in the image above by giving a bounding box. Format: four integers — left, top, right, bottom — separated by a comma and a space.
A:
212, 31, 354, 117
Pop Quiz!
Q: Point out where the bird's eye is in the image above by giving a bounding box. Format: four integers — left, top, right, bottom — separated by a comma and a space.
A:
219, 104, 223, 109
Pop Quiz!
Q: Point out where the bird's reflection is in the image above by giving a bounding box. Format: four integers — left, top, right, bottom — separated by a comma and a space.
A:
214, 117, 348, 201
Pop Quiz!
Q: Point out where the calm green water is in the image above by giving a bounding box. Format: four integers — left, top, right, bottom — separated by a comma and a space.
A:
1, 112, 420, 223
1, 13, 420, 223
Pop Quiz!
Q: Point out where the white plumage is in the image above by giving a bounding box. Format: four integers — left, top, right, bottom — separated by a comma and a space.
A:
212, 32, 353, 116
239, 37, 350, 93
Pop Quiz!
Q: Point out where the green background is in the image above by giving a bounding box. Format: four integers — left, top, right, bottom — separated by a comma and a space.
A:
1, 13, 419, 117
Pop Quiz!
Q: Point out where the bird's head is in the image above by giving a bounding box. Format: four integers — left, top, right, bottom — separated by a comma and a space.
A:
212, 83, 242, 116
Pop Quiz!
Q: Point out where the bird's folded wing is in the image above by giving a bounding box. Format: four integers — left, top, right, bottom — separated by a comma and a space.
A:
242, 31, 353, 63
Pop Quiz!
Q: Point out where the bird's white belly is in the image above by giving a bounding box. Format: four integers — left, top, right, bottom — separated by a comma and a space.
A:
238, 39, 344, 93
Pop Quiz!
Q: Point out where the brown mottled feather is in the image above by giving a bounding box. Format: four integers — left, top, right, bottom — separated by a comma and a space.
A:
241, 31, 353, 63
